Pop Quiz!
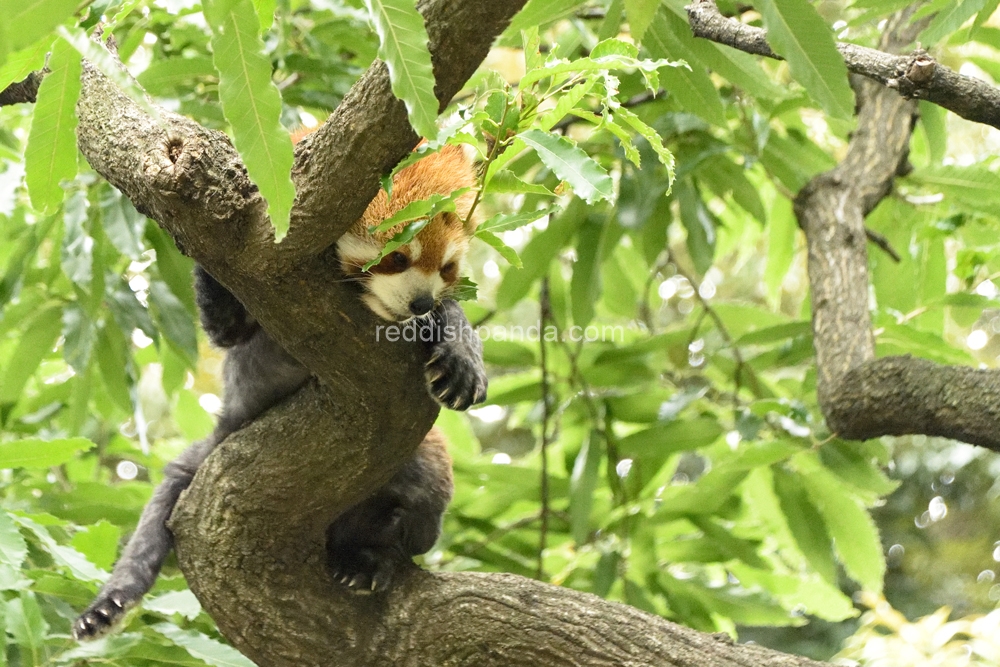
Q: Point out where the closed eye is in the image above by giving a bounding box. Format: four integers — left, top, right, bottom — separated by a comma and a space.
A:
440, 261, 458, 282
371, 251, 410, 274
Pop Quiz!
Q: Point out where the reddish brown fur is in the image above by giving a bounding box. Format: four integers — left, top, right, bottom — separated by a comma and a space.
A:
292, 128, 477, 285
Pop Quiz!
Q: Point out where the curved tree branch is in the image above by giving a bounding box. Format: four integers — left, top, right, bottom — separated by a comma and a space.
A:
686, 0, 1000, 130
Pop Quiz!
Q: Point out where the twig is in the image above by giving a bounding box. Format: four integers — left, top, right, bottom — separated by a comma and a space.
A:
537, 278, 553, 580
865, 227, 901, 262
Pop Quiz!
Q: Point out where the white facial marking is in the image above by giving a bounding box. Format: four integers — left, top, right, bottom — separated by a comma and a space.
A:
409, 238, 422, 262
442, 241, 460, 265
336, 234, 381, 270
366, 268, 442, 322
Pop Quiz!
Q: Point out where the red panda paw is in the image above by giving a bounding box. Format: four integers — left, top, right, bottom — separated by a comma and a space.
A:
424, 300, 487, 411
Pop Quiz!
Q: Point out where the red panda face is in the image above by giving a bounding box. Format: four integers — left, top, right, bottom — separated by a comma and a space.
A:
338, 212, 470, 322
336, 146, 477, 322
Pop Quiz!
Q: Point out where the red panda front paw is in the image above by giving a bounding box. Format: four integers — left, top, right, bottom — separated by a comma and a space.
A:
424, 300, 487, 411
425, 347, 487, 411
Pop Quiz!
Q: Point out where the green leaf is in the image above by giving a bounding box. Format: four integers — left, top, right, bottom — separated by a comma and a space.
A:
570, 433, 603, 544
363, 0, 439, 139
478, 207, 554, 234
0, 0, 77, 51
7, 592, 46, 667
24, 38, 80, 212
477, 230, 522, 268
676, 179, 716, 274
0, 306, 62, 407
519, 50, 676, 91
62, 304, 95, 373
642, 9, 727, 126
792, 451, 885, 592
506, 0, 587, 35
368, 189, 468, 234
61, 189, 93, 289
920, 0, 990, 44
617, 417, 723, 461
203, 0, 296, 240
137, 55, 217, 97
0, 437, 95, 468
13, 515, 107, 582
0, 37, 53, 93
520, 129, 614, 204
152, 623, 259, 667
496, 198, 587, 309
0, 513, 27, 570
252, 0, 277, 31
571, 220, 602, 327
149, 280, 199, 364
71, 520, 121, 570
624, 0, 658, 40
615, 106, 675, 180
487, 170, 555, 196
772, 466, 837, 585
756, 0, 854, 119
100, 186, 147, 259
764, 196, 797, 306
146, 590, 202, 620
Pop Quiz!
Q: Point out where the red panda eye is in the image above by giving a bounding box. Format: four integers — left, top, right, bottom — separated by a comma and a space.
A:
388, 251, 409, 270
440, 261, 458, 282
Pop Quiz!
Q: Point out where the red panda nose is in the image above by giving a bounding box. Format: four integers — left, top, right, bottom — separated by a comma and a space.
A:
409, 295, 435, 316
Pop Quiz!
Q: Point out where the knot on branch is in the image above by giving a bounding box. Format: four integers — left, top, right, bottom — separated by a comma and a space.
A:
889, 50, 936, 99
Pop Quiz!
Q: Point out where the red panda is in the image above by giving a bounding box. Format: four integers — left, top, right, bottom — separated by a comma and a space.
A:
73, 133, 487, 640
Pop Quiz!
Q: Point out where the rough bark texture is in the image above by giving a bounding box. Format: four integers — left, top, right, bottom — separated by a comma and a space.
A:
687, 2, 1000, 452
67, 1, 836, 665
686, 0, 1000, 130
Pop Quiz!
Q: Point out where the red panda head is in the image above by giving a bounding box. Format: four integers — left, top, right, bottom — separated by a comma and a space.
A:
336, 145, 478, 322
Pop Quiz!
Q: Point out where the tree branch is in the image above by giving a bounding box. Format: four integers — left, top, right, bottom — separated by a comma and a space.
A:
686, 0, 1000, 130
781, 11, 1000, 451
0, 72, 45, 106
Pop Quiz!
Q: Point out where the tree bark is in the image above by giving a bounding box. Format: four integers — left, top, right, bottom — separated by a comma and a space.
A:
68, 1, 832, 665
687, 1, 1000, 452
686, 0, 1000, 130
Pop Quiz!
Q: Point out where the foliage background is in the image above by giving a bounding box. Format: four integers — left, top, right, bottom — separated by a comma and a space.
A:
2, 0, 1000, 664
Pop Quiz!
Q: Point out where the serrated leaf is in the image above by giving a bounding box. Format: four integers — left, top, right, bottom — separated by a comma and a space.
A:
13, 515, 107, 583
478, 207, 554, 234
615, 107, 675, 181
203, 0, 295, 240
487, 170, 555, 196
536, 79, 595, 131
793, 451, 885, 592
364, 0, 438, 139
0, 513, 27, 570
24, 38, 80, 212
756, 0, 854, 120
921, 0, 990, 44
0, 437, 95, 468
368, 189, 467, 234
520, 129, 614, 204
477, 230, 521, 267
0, 0, 77, 51
153, 623, 256, 667
520, 51, 677, 90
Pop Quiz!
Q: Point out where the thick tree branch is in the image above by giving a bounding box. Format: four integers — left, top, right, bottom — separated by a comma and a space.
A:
786, 13, 1000, 451
686, 0, 1000, 130
68, 1, 845, 664
173, 382, 829, 667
